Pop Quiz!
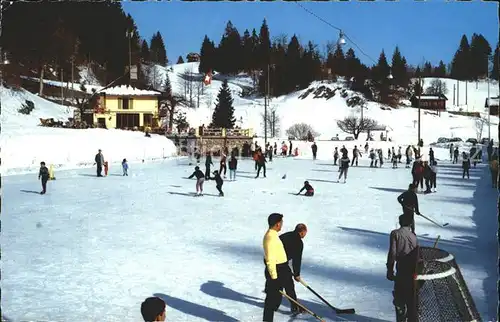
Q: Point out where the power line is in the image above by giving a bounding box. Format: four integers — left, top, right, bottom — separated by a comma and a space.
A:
292, 1, 378, 65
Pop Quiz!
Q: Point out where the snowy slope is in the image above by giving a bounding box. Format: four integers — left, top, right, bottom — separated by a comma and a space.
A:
0, 86, 177, 175
420, 77, 499, 112
149, 62, 498, 146
1, 157, 496, 321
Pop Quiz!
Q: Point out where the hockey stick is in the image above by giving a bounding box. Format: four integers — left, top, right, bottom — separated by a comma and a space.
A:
299, 279, 356, 314
418, 213, 449, 227
433, 235, 441, 248
279, 290, 325, 322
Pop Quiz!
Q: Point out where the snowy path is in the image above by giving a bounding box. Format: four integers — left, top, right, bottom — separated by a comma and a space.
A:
1, 156, 497, 321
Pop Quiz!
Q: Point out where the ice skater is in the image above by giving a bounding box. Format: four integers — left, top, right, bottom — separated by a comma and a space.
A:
228, 154, 238, 181
188, 166, 205, 196
122, 158, 129, 176
338, 153, 350, 183
209, 170, 224, 196
38, 161, 50, 194
296, 181, 314, 196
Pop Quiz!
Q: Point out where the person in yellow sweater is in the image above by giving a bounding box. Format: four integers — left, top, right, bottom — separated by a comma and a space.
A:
263, 213, 290, 322
490, 157, 498, 188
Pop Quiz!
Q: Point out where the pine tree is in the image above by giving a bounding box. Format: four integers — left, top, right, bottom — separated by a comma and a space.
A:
344, 48, 361, 78
391, 46, 408, 88
150, 31, 168, 66
141, 40, 150, 62
250, 28, 260, 71
176, 56, 184, 64
371, 50, 392, 104
242, 29, 253, 73
300, 41, 321, 88
469, 33, 492, 79
434, 60, 447, 77
491, 44, 499, 80
210, 79, 236, 128
215, 21, 242, 74
282, 34, 302, 93
163, 72, 172, 97
199, 35, 216, 74
423, 61, 433, 77
329, 45, 345, 76
451, 35, 471, 80
258, 19, 271, 70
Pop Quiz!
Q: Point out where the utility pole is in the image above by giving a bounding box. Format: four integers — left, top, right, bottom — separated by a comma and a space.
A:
487, 68, 491, 140
453, 84, 455, 106
264, 63, 270, 146
417, 74, 422, 144
126, 30, 132, 86
60, 68, 64, 106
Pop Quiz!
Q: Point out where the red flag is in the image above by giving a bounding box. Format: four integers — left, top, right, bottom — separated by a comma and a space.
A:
204, 70, 212, 86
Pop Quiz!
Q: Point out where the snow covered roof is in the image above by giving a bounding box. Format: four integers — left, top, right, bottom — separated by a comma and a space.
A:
410, 94, 448, 101
98, 85, 162, 96
485, 97, 500, 107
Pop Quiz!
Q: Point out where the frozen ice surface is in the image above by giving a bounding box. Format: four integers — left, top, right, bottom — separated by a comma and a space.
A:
1, 156, 496, 321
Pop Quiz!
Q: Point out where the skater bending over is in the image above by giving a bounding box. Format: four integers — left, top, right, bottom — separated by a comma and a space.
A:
386, 214, 420, 322
188, 166, 205, 196
209, 170, 224, 196
296, 181, 314, 196
397, 183, 420, 233
279, 223, 308, 315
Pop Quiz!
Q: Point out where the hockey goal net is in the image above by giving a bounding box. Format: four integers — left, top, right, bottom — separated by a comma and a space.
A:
415, 247, 481, 322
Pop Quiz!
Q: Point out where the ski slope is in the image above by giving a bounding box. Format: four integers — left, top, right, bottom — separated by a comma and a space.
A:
1, 156, 497, 321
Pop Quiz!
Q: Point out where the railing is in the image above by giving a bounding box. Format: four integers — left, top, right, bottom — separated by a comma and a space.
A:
197, 127, 253, 137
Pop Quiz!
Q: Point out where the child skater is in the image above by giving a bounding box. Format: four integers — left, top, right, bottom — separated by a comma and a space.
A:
228, 154, 238, 181
296, 180, 314, 196
188, 166, 205, 196
122, 158, 129, 176
38, 161, 50, 194
209, 170, 224, 196
338, 153, 350, 183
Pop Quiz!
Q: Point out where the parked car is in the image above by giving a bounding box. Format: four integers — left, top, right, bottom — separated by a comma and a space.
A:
448, 137, 463, 143
437, 137, 450, 143
331, 137, 340, 141
345, 136, 355, 141
466, 138, 478, 144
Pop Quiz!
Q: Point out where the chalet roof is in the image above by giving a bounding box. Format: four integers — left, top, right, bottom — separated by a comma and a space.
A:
485, 97, 500, 107
98, 85, 162, 96
411, 94, 448, 101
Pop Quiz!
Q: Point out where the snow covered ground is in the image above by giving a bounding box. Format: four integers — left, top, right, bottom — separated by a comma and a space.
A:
2, 155, 496, 321
0, 86, 177, 175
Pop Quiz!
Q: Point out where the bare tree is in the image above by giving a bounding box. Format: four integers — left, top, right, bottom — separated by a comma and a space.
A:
425, 79, 448, 95
286, 123, 318, 140
205, 91, 214, 111
72, 84, 97, 124
261, 106, 281, 137
337, 116, 380, 139
195, 78, 204, 108
475, 116, 488, 141
160, 94, 188, 131
178, 67, 196, 107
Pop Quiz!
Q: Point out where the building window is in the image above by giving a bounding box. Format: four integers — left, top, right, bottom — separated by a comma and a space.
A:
116, 113, 140, 128
143, 113, 153, 127
119, 98, 134, 110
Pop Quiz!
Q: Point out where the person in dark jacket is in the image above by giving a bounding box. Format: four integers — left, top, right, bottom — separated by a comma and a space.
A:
411, 160, 424, 190
422, 161, 433, 193
209, 170, 224, 196
188, 166, 205, 196
351, 146, 360, 166
219, 152, 227, 178
228, 155, 238, 181
338, 153, 350, 183
311, 142, 318, 160
279, 223, 308, 315
38, 161, 50, 194
340, 145, 347, 156
397, 183, 421, 233
386, 214, 420, 322
205, 152, 213, 179
256, 150, 267, 178
289, 140, 293, 156
487, 140, 494, 161
333, 147, 339, 165
453, 147, 459, 164
296, 181, 314, 196
94, 149, 104, 177
462, 152, 471, 179
428, 148, 435, 164
469, 145, 478, 168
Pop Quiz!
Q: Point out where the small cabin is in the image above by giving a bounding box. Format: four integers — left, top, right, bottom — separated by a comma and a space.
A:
485, 96, 499, 116
186, 53, 200, 63
410, 94, 447, 111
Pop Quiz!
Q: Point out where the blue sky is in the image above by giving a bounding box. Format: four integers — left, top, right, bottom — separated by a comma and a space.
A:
122, 1, 498, 67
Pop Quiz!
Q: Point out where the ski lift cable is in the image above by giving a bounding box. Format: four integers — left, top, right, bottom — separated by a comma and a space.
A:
292, 1, 378, 65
